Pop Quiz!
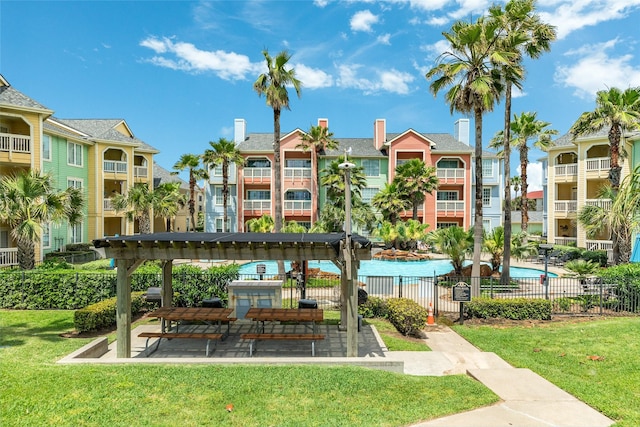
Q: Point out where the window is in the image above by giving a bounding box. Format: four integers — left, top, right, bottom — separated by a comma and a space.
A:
438, 159, 459, 169
67, 142, 82, 166
437, 191, 458, 201
437, 222, 458, 229
246, 158, 270, 168
212, 164, 223, 176
67, 178, 83, 189
396, 159, 409, 167
42, 223, 51, 248
285, 159, 311, 168
362, 159, 379, 177
483, 219, 492, 231
43, 135, 51, 161
70, 222, 82, 244
215, 218, 231, 232
482, 188, 491, 206
362, 187, 379, 204
214, 186, 223, 205
247, 190, 270, 200
482, 159, 493, 178
285, 190, 311, 200
298, 222, 311, 230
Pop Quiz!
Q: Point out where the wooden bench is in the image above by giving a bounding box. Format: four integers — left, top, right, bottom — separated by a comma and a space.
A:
240, 333, 325, 357
138, 332, 223, 357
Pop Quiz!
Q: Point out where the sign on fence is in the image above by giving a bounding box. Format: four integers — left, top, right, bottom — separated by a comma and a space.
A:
452, 282, 471, 302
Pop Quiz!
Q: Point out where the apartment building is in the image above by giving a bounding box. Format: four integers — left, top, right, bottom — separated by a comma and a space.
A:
207, 117, 502, 233
0, 75, 159, 266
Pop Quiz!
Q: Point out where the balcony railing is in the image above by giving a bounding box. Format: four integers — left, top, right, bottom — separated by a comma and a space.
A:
554, 237, 577, 246
244, 200, 271, 211
134, 166, 148, 178
104, 160, 127, 174
284, 167, 311, 179
554, 200, 577, 212
586, 157, 610, 172
104, 198, 114, 211
585, 199, 612, 210
554, 163, 577, 176
244, 168, 271, 179
437, 168, 465, 180
0, 132, 31, 153
284, 200, 312, 211
436, 201, 464, 213
0, 248, 18, 267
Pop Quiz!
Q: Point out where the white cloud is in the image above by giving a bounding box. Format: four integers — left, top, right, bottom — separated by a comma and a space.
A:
379, 69, 415, 94
421, 39, 451, 61
350, 10, 379, 32
139, 36, 257, 80
313, 0, 329, 7
377, 33, 391, 45
526, 163, 543, 192
555, 38, 640, 99
337, 64, 415, 95
294, 64, 334, 89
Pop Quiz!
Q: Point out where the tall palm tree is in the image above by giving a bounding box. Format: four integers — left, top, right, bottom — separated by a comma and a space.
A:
298, 124, 339, 221
488, 0, 556, 283
511, 175, 521, 200
246, 214, 275, 233
0, 169, 84, 270
483, 226, 505, 273
173, 154, 208, 232
372, 182, 411, 225
154, 182, 186, 231
490, 112, 556, 234
427, 16, 510, 282
571, 86, 640, 264
203, 138, 244, 232
393, 159, 439, 221
320, 156, 367, 207
427, 226, 474, 276
111, 183, 157, 234
253, 49, 302, 233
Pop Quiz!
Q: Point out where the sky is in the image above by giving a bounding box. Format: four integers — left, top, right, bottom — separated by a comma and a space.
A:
2, 0, 640, 191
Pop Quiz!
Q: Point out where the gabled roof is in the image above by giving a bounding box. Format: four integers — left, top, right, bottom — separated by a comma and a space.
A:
0, 75, 53, 115
324, 138, 386, 158
528, 190, 544, 199
153, 162, 189, 191
54, 118, 159, 153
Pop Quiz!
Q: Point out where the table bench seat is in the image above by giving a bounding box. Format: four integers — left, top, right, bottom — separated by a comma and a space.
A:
138, 332, 223, 357
240, 333, 325, 357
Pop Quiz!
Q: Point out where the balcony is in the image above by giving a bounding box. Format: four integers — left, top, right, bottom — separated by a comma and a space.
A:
554, 237, 577, 246
134, 166, 148, 178
554, 163, 577, 176
437, 168, 465, 183
0, 132, 31, 153
104, 198, 114, 211
284, 200, 312, 213
284, 167, 311, 179
585, 199, 612, 210
104, 160, 127, 174
243, 168, 271, 182
554, 200, 577, 213
0, 248, 18, 267
243, 200, 271, 212
436, 201, 465, 214
586, 157, 610, 172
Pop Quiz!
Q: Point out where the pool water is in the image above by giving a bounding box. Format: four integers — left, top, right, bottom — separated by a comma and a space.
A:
238, 259, 556, 278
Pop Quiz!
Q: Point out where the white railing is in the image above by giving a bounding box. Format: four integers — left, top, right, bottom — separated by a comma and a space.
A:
104, 198, 114, 211
284, 167, 311, 179
284, 200, 312, 211
586, 240, 613, 251
554, 200, 577, 212
104, 160, 127, 173
436, 201, 464, 213
554, 237, 577, 246
0, 248, 18, 267
244, 200, 271, 211
554, 163, 577, 176
0, 133, 31, 153
437, 168, 465, 180
134, 166, 148, 178
244, 168, 271, 179
585, 199, 612, 210
586, 157, 610, 172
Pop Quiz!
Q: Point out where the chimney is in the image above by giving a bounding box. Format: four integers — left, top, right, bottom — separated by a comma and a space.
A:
317, 118, 328, 129
234, 119, 246, 144
454, 118, 470, 146
374, 118, 386, 150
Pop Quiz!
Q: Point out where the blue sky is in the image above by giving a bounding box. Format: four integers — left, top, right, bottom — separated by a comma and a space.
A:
2, 0, 640, 190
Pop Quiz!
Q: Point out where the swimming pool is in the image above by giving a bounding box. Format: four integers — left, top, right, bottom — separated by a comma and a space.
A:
238, 259, 556, 278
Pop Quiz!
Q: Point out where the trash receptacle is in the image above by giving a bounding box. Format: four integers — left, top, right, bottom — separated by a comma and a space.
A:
202, 297, 222, 308
298, 299, 318, 309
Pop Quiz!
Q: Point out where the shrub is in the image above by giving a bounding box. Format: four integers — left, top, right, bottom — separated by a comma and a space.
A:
74, 291, 146, 332
385, 298, 428, 336
358, 296, 389, 319
582, 250, 608, 267
553, 297, 573, 312
465, 297, 551, 320
598, 264, 640, 312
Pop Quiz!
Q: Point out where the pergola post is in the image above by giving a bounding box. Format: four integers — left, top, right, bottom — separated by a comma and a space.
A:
115, 258, 132, 358
346, 251, 358, 357
162, 260, 173, 307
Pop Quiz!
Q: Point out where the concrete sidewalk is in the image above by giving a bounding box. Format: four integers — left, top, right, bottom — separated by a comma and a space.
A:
395, 326, 614, 427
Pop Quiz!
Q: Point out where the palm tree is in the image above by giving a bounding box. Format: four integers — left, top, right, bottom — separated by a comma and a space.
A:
483, 226, 505, 273
283, 220, 307, 233
571, 87, 640, 264
488, 0, 556, 284
298, 124, 339, 221
111, 183, 157, 234
0, 170, 84, 270
427, 16, 510, 282
372, 183, 411, 225
511, 175, 521, 200
320, 156, 367, 208
490, 112, 556, 234
373, 221, 399, 249
427, 226, 474, 276
254, 49, 302, 233
203, 138, 244, 232
393, 159, 439, 221
173, 154, 208, 232
154, 182, 186, 232
246, 214, 275, 233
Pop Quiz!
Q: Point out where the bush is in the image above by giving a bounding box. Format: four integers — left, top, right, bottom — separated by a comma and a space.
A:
465, 297, 551, 320
582, 250, 608, 267
553, 297, 573, 312
358, 296, 389, 319
74, 291, 146, 332
598, 264, 640, 312
385, 298, 428, 336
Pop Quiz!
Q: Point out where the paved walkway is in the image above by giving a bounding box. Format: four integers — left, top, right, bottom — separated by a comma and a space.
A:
390, 326, 614, 427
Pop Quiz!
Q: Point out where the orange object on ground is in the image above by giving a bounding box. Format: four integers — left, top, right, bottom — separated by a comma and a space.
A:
427, 302, 435, 325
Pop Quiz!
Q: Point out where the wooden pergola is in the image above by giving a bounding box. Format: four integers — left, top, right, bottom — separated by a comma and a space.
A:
92, 232, 372, 358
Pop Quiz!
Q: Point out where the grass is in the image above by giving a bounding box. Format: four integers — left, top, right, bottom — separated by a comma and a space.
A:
453, 317, 640, 427
0, 309, 497, 427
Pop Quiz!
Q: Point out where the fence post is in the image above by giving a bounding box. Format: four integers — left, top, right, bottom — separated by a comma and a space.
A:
398, 275, 403, 298
433, 274, 438, 316
599, 280, 603, 315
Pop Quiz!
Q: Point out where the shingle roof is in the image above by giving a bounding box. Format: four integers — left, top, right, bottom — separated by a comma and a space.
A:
153, 162, 189, 191
0, 83, 52, 113
510, 210, 544, 223
54, 118, 159, 153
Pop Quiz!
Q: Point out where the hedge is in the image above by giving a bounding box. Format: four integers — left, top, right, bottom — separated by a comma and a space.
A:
385, 298, 428, 336
465, 297, 552, 320
74, 291, 146, 332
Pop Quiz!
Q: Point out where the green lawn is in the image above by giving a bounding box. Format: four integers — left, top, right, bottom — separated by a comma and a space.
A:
454, 317, 640, 427
0, 310, 496, 427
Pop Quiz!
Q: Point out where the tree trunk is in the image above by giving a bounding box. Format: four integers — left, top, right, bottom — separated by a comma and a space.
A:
140, 211, 151, 234
471, 107, 483, 296
501, 83, 512, 285
223, 159, 229, 232
608, 124, 623, 264
273, 108, 285, 277
189, 172, 196, 232
17, 237, 35, 270
520, 145, 529, 235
